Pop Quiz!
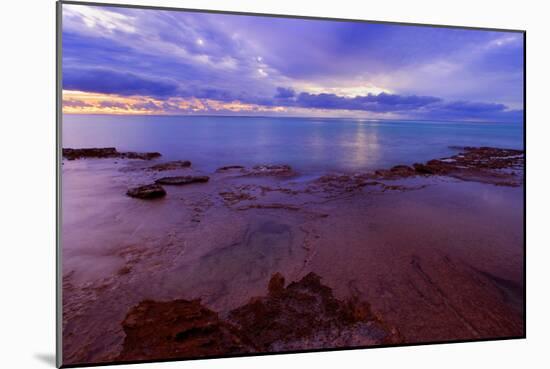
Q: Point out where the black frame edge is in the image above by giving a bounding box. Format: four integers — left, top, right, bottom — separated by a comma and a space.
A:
56, 1, 63, 367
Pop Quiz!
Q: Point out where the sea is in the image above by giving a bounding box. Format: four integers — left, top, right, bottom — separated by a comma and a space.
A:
62, 114, 524, 175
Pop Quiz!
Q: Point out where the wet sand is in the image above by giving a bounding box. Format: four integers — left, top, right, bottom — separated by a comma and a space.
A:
61, 148, 524, 365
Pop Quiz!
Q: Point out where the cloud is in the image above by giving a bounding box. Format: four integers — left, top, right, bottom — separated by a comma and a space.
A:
276, 90, 441, 112
63, 68, 180, 97
98, 101, 129, 109
269, 88, 522, 122
356, 93, 442, 110
61, 4, 523, 121
275, 87, 295, 99
436, 101, 506, 113
131, 101, 163, 111
421, 101, 522, 122
64, 4, 137, 35
63, 99, 93, 108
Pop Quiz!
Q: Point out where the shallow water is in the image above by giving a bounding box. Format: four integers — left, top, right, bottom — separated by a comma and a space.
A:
63, 115, 524, 174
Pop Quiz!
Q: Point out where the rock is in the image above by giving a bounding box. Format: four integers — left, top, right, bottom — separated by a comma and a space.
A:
313, 174, 371, 194
249, 164, 295, 177
378, 147, 524, 186
116, 272, 400, 361
216, 165, 245, 172
117, 266, 131, 276
62, 147, 118, 160
122, 152, 162, 160
62, 147, 161, 160
219, 191, 256, 205
390, 165, 415, 174
228, 272, 401, 351
413, 163, 437, 174
155, 176, 209, 185
373, 165, 416, 179
118, 299, 251, 362
148, 160, 192, 171
308, 146, 524, 197
126, 184, 166, 199
267, 273, 285, 296
460, 146, 524, 169
236, 203, 301, 211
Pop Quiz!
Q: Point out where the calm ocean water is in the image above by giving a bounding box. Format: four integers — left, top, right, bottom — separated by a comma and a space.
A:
62, 115, 524, 174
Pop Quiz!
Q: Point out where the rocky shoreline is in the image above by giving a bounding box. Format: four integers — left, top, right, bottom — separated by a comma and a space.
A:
373, 146, 524, 186
63, 145, 524, 201
311, 146, 524, 197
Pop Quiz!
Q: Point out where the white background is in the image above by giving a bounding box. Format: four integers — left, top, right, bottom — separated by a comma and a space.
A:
0, 0, 548, 368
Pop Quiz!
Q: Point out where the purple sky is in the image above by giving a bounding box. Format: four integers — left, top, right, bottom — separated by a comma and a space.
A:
62, 4, 524, 122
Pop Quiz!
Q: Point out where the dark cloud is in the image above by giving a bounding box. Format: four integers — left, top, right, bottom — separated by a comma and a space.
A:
275, 90, 441, 112
270, 88, 522, 122
192, 88, 234, 101
435, 101, 506, 113
275, 87, 295, 99
357, 93, 441, 109
63, 68, 180, 97
423, 101, 522, 122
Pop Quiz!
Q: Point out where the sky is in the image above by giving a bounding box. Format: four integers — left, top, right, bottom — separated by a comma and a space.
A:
62, 4, 524, 122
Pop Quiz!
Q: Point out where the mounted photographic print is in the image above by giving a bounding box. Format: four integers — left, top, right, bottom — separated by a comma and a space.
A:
57, 1, 525, 367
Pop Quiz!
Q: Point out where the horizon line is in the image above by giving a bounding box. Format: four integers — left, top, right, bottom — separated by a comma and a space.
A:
62, 112, 524, 125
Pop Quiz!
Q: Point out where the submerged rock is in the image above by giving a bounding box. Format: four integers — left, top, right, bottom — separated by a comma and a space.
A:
412, 162, 443, 175
117, 272, 400, 362
216, 165, 245, 172
123, 152, 162, 160
374, 164, 416, 179
390, 165, 416, 175
219, 190, 256, 205
126, 184, 166, 199
249, 164, 295, 177
155, 175, 209, 185
313, 173, 374, 194
62, 147, 161, 160
216, 164, 295, 177
148, 160, 192, 171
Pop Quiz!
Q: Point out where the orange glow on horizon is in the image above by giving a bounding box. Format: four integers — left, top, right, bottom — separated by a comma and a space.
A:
62, 90, 288, 115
